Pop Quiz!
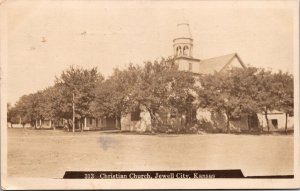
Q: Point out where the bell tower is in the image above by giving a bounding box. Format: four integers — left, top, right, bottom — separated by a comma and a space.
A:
173, 20, 200, 73
173, 22, 193, 58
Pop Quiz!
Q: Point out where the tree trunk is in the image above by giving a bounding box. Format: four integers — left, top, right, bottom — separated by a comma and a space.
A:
225, 112, 230, 133
50, 120, 55, 131
247, 114, 250, 131
72, 93, 75, 133
116, 116, 121, 130
264, 111, 269, 132
145, 107, 156, 132
115, 117, 118, 130
285, 113, 288, 134
68, 120, 71, 132
84, 117, 87, 131
185, 109, 188, 128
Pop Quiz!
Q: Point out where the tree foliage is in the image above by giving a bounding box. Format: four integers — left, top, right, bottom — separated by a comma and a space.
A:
8, 61, 294, 133
198, 67, 294, 133
55, 66, 104, 121
91, 59, 196, 130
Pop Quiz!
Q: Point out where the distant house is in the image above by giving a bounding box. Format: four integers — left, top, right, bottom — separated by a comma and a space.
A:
257, 110, 294, 131
40, 119, 53, 128
82, 116, 117, 131
32, 117, 118, 131
7, 122, 31, 128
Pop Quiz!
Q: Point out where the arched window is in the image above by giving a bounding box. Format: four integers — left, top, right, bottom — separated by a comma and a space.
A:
176, 46, 182, 56
183, 46, 189, 56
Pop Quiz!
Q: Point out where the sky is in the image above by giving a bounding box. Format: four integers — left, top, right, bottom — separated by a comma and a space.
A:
3, 0, 298, 105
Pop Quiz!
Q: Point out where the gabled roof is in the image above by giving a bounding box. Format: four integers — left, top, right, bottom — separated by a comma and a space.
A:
267, 110, 285, 114
198, 53, 246, 74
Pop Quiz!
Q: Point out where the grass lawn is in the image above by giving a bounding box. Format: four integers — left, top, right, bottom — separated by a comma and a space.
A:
7, 128, 293, 178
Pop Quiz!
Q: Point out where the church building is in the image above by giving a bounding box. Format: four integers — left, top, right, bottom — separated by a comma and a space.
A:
119, 21, 249, 132
83, 21, 249, 132
82, 21, 293, 133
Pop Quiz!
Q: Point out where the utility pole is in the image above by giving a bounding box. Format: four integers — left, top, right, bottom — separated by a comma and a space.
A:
72, 92, 75, 133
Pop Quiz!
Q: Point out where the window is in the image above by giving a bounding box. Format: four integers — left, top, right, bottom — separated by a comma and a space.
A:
271, 119, 278, 129
176, 46, 182, 56
131, 108, 141, 121
189, 63, 192, 71
183, 46, 189, 56
89, 118, 93, 125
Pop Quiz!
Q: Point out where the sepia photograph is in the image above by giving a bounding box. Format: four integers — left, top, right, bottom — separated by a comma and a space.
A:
0, 0, 299, 189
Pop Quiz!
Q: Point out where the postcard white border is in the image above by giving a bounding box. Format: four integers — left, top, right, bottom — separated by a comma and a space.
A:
1, 0, 299, 189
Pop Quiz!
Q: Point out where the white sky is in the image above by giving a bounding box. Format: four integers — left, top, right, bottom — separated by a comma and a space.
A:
4, 0, 297, 105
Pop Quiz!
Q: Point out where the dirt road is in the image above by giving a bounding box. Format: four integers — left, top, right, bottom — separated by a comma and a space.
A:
7, 129, 293, 178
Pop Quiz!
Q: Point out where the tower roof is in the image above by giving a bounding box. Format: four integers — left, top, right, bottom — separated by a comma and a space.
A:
175, 22, 192, 39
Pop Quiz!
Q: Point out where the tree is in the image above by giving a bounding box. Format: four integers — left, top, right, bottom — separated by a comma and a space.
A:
123, 59, 196, 130
55, 66, 103, 132
229, 67, 262, 131
92, 64, 141, 129
254, 69, 282, 132
272, 71, 294, 133
7, 103, 19, 128
13, 92, 43, 128
130, 60, 175, 127
163, 61, 197, 127
198, 67, 260, 133
198, 72, 237, 133
38, 85, 65, 130
92, 58, 196, 131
